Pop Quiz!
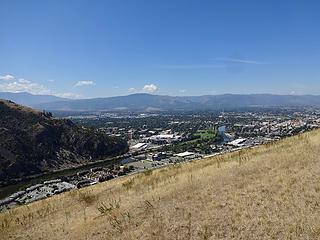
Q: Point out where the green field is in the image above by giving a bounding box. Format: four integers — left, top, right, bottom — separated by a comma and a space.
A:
194, 129, 217, 140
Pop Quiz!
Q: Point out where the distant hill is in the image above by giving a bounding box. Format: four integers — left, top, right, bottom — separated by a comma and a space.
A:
34, 93, 320, 112
0, 100, 128, 184
3, 92, 320, 112
0, 92, 66, 107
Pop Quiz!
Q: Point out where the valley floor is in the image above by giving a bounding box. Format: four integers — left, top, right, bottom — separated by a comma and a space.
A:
1, 129, 320, 239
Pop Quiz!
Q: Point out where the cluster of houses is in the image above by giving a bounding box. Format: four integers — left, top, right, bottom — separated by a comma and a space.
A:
230, 118, 320, 139
0, 180, 76, 210
0, 165, 136, 211
69, 165, 135, 188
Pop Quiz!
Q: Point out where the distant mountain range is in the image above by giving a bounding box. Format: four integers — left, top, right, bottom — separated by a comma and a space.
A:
0, 92, 66, 106
1, 92, 320, 112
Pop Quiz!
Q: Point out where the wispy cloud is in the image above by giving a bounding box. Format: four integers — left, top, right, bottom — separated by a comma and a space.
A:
179, 89, 187, 93
0, 74, 50, 94
128, 87, 136, 93
0, 74, 15, 81
55, 92, 82, 98
18, 78, 31, 84
159, 64, 224, 69
0, 73, 81, 99
0, 79, 52, 95
74, 80, 95, 87
158, 57, 264, 70
211, 57, 265, 65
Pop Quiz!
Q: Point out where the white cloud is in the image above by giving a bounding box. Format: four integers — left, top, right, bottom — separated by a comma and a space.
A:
0, 74, 81, 99
128, 87, 136, 93
74, 80, 95, 87
143, 84, 158, 93
0, 80, 51, 95
128, 84, 159, 94
0, 74, 15, 81
179, 89, 187, 93
18, 78, 31, 84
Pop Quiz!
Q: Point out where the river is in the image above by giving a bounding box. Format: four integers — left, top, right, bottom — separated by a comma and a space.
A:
218, 125, 230, 142
0, 157, 123, 200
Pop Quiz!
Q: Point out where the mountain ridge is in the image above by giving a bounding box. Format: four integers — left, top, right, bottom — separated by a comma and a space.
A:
2, 92, 320, 112
0, 99, 128, 184
0, 92, 66, 107
35, 93, 320, 111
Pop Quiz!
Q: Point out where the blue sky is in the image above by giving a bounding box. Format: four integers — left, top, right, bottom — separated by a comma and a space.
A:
1, 0, 320, 98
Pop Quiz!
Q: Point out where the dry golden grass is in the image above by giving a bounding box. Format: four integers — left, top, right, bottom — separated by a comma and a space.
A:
1, 129, 320, 239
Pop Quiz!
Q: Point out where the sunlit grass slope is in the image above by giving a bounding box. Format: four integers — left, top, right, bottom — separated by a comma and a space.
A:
1, 129, 320, 239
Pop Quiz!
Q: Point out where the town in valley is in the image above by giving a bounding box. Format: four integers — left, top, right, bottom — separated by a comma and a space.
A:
1, 106, 319, 210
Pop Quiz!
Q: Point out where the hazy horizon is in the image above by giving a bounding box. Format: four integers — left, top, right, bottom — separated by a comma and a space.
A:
3, 91, 320, 99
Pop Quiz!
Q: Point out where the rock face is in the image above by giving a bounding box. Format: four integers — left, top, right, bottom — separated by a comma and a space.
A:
0, 100, 128, 183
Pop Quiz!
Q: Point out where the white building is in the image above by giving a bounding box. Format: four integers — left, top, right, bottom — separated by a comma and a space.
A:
131, 143, 148, 150
227, 138, 246, 147
175, 151, 195, 158
149, 134, 181, 143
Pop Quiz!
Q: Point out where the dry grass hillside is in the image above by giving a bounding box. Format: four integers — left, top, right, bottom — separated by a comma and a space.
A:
1, 129, 320, 239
